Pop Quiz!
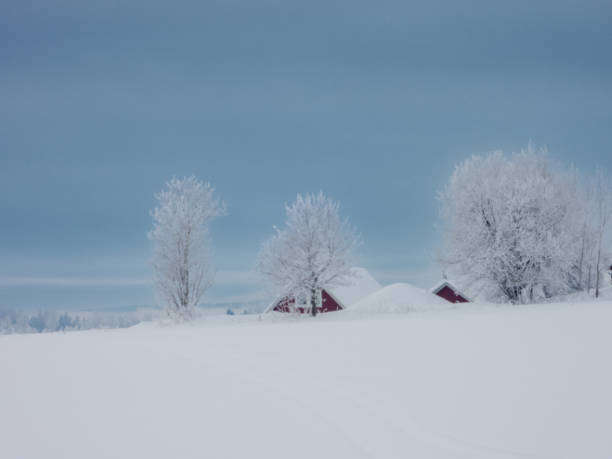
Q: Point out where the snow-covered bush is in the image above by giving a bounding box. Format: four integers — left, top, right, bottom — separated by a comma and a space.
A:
148, 176, 226, 320
257, 192, 360, 315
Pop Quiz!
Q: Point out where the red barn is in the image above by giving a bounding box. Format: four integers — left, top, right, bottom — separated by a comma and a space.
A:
263, 268, 381, 314
266, 289, 345, 314
431, 280, 470, 303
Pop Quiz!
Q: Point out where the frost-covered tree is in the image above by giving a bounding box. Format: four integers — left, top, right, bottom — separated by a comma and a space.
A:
56, 312, 74, 331
28, 311, 49, 333
257, 192, 360, 316
148, 176, 226, 320
439, 146, 584, 303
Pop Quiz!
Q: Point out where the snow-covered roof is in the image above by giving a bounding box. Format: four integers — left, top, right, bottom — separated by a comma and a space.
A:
331, 267, 381, 307
263, 267, 381, 313
430, 279, 471, 301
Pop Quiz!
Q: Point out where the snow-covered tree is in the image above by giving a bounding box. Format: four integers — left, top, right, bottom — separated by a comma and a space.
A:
257, 192, 360, 316
148, 176, 226, 320
28, 311, 49, 333
591, 169, 612, 298
439, 146, 584, 303
56, 312, 74, 331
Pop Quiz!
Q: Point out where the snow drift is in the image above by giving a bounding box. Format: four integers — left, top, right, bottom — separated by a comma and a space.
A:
348, 282, 452, 313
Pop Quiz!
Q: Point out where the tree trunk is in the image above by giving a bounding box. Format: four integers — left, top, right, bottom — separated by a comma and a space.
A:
595, 244, 601, 298
587, 264, 592, 294
311, 287, 318, 317
578, 223, 586, 289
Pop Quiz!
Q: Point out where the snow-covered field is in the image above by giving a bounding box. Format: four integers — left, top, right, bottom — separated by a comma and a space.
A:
2, 301, 612, 459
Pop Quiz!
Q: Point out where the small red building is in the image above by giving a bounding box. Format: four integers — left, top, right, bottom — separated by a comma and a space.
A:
264, 268, 381, 314
431, 280, 470, 303
266, 289, 345, 314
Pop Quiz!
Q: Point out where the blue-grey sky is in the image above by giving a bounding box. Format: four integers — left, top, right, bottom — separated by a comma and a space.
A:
1, 0, 611, 310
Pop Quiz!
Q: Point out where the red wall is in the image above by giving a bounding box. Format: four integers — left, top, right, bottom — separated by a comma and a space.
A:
435, 286, 469, 303
321, 290, 343, 312
272, 290, 343, 313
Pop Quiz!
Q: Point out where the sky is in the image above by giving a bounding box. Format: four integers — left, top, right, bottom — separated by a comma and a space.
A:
1, 0, 611, 310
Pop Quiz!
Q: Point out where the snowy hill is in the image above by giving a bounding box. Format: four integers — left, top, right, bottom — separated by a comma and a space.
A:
348, 282, 452, 313
2, 302, 612, 459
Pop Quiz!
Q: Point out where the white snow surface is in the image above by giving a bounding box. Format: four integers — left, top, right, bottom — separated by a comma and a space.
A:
2, 302, 612, 459
349, 282, 453, 313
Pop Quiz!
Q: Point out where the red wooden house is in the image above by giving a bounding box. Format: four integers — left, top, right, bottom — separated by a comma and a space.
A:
431, 280, 470, 303
266, 289, 345, 314
264, 268, 381, 314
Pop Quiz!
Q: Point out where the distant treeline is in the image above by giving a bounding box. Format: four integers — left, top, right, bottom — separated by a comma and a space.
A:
0, 308, 156, 335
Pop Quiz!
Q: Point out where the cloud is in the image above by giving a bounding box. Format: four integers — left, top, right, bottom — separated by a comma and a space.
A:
0, 269, 261, 288
0, 276, 151, 287
213, 269, 260, 286
370, 266, 441, 289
